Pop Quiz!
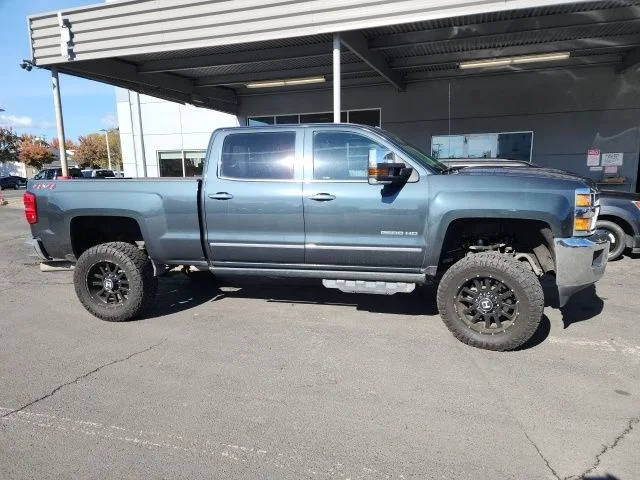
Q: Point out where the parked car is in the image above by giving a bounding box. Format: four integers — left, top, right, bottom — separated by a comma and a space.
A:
33, 167, 84, 180
440, 158, 533, 169
24, 124, 609, 351
93, 169, 116, 178
81, 169, 116, 178
0, 176, 26, 189
440, 158, 640, 260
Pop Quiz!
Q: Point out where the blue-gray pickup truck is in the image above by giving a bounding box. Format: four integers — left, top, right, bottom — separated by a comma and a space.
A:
25, 124, 609, 351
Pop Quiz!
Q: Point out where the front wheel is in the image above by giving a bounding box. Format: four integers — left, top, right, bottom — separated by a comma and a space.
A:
73, 242, 157, 322
436, 252, 544, 351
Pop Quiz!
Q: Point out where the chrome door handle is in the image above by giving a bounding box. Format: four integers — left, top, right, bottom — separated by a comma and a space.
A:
208, 192, 234, 200
309, 193, 336, 201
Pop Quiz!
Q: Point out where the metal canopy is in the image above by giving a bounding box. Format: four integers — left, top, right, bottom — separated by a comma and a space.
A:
27, 0, 640, 114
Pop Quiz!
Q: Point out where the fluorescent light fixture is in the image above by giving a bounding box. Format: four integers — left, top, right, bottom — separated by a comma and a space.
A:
246, 76, 325, 89
459, 52, 570, 69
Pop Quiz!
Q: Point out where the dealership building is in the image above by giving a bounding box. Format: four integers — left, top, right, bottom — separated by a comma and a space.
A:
27, 0, 640, 192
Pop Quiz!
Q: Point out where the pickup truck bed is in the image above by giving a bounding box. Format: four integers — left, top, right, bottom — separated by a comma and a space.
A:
31, 178, 204, 265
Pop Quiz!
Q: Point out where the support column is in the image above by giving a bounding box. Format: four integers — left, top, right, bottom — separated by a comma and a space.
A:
333, 33, 341, 123
134, 92, 148, 177
51, 68, 68, 177
105, 130, 112, 171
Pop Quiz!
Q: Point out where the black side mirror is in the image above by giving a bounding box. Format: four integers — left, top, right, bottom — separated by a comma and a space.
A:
368, 151, 413, 185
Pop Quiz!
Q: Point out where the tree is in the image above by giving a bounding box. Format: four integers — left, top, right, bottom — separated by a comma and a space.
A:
50, 137, 76, 152
18, 135, 55, 170
0, 128, 19, 163
106, 129, 122, 170
73, 133, 106, 168
74, 130, 122, 169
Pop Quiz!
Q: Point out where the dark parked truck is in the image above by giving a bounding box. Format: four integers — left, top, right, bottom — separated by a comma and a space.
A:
25, 124, 609, 351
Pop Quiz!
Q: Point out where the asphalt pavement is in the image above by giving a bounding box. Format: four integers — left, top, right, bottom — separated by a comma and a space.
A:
0, 203, 638, 479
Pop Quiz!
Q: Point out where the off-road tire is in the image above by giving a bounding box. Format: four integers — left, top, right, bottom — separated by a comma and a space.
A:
436, 252, 544, 351
596, 220, 625, 261
73, 242, 157, 322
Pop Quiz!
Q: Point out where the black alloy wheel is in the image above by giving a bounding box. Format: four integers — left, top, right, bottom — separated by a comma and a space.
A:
87, 261, 130, 305
454, 276, 518, 333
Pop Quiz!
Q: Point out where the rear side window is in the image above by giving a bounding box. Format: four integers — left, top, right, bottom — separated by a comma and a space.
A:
220, 132, 295, 180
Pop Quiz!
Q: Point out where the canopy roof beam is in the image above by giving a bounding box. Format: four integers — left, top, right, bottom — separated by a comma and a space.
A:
138, 43, 333, 74
70, 58, 238, 111
340, 31, 404, 91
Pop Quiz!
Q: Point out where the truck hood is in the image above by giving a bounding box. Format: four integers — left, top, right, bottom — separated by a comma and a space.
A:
454, 166, 596, 188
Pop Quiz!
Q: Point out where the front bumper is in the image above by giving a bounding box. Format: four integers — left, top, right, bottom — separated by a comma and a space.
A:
554, 232, 609, 306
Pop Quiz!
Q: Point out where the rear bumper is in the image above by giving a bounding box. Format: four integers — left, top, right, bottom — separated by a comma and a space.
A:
26, 237, 51, 261
554, 232, 609, 306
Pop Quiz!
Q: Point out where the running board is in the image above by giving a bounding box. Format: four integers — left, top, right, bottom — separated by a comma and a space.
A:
323, 279, 415, 295
211, 267, 425, 283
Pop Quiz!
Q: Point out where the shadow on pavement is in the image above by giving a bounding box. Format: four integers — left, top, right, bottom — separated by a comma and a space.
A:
515, 314, 551, 350
541, 275, 604, 329
146, 271, 602, 348
147, 271, 439, 319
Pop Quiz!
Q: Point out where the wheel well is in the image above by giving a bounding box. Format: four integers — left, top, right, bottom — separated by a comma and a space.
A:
70, 216, 144, 258
439, 218, 555, 275
598, 215, 633, 237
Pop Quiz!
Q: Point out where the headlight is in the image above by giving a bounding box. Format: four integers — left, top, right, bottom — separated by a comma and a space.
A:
573, 188, 598, 236
632, 200, 640, 210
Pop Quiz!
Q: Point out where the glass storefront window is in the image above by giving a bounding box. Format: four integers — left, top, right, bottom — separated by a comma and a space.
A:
275, 115, 299, 124
431, 132, 533, 161
158, 150, 207, 177
158, 151, 184, 177
248, 116, 275, 126
248, 109, 380, 128
184, 151, 205, 177
348, 109, 380, 127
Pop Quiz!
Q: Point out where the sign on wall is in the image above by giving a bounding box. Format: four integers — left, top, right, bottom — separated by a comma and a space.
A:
601, 152, 624, 166
586, 148, 600, 166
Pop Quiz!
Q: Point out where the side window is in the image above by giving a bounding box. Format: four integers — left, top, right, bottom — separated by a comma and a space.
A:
220, 132, 295, 180
312, 131, 393, 181
33, 171, 45, 180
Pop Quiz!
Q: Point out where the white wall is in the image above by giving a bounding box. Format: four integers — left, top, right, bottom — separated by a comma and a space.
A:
116, 88, 239, 177
0, 161, 27, 178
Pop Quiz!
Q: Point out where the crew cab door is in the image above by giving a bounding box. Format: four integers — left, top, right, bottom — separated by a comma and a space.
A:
302, 127, 429, 270
203, 128, 304, 265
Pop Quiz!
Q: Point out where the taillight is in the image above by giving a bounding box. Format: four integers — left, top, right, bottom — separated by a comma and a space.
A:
23, 192, 37, 224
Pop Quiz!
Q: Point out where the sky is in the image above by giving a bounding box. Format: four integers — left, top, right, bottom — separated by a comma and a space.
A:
0, 0, 117, 142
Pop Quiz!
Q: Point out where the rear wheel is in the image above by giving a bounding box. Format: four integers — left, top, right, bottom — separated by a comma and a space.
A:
436, 252, 544, 351
596, 220, 625, 260
73, 242, 157, 322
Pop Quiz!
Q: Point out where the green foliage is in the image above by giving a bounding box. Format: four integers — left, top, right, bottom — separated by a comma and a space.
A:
18, 135, 55, 170
0, 127, 19, 163
74, 129, 122, 169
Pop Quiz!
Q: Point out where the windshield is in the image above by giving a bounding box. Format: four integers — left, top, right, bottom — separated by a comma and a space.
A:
380, 131, 449, 174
